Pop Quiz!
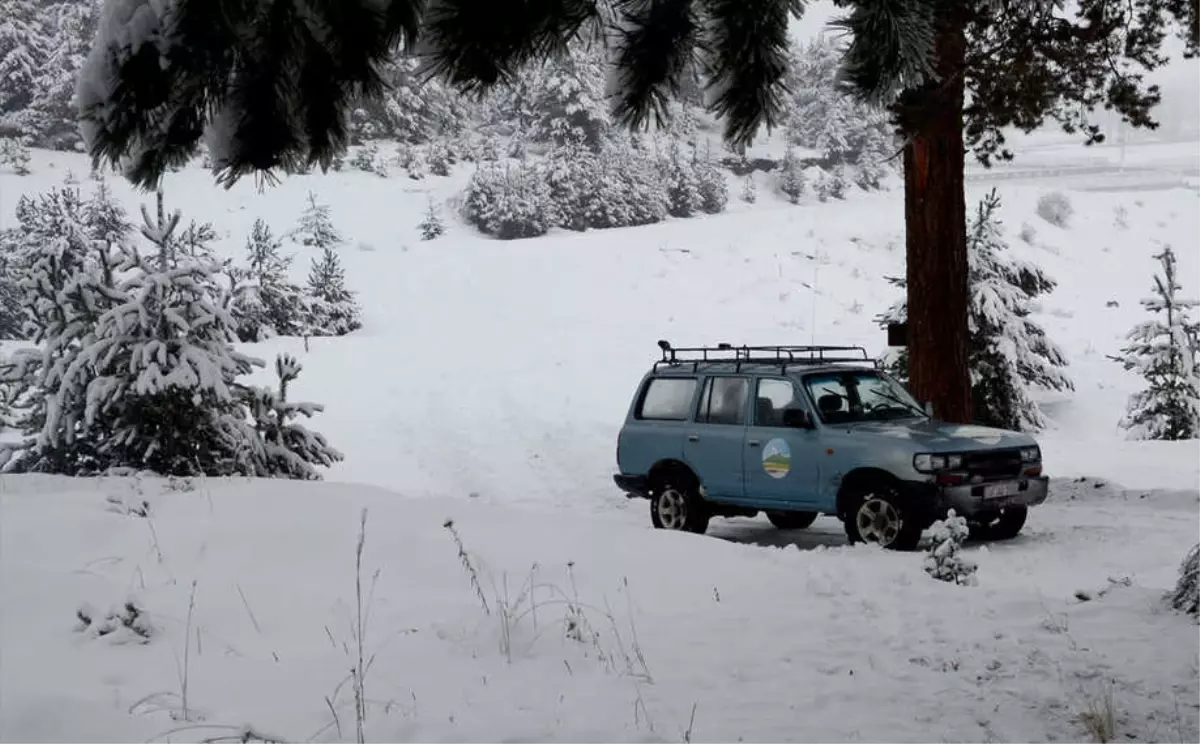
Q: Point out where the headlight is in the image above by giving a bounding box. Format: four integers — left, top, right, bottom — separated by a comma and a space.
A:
1020, 446, 1041, 463
914, 453, 964, 473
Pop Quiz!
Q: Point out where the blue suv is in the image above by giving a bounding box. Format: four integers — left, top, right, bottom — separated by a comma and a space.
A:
613, 341, 1049, 550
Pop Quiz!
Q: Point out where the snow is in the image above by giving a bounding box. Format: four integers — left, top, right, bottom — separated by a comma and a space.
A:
2, 140, 1199, 742
2, 475, 1197, 743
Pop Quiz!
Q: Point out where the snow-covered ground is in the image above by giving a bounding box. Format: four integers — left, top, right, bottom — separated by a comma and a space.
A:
1, 142, 1198, 742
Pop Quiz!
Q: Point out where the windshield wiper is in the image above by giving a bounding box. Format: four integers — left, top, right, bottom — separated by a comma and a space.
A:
870, 387, 927, 418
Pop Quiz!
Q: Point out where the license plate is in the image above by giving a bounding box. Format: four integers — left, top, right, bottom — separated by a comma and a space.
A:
983, 481, 1021, 499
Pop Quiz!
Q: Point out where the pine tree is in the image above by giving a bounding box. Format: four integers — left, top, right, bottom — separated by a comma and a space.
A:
234, 219, 306, 341
306, 247, 362, 336
1, 188, 341, 477
1112, 246, 1200, 441
694, 147, 729, 215
292, 192, 342, 249
740, 175, 757, 204
419, 198, 446, 240
0, 185, 123, 473
21, 0, 99, 150
73, 191, 261, 475
0, 136, 31, 175
877, 190, 1072, 430
659, 139, 702, 218
348, 53, 471, 145
544, 137, 600, 231
0, 2, 46, 126
462, 162, 555, 240
1172, 544, 1199, 618
778, 148, 807, 204
784, 36, 896, 169
241, 354, 343, 480
489, 40, 611, 151
0, 228, 25, 340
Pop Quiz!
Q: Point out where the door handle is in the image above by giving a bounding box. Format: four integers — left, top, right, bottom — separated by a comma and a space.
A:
747, 439, 761, 447
687, 434, 700, 442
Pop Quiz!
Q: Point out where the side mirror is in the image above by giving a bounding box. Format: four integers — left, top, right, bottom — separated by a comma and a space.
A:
783, 409, 815, 429
923, 401, 934, 417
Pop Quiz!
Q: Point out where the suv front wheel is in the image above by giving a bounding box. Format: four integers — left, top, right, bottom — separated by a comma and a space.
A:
650, 481, 711, 534
842, 482, 923, 551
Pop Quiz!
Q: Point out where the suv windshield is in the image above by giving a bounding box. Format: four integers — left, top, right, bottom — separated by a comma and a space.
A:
803, 370, 927, 424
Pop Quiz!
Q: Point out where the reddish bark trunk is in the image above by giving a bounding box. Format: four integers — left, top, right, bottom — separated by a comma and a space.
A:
902, 22, 972, 424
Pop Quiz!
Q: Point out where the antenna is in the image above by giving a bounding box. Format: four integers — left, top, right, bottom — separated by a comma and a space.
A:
810, 264, 819, 347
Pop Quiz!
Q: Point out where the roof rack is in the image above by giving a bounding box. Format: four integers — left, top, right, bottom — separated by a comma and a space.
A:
653, 339, 878, 373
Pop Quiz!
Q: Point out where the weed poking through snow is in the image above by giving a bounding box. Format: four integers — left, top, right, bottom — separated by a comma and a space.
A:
75, 599, 154, 643
1078, 680, 1119, 742
923, 511, 978, 586
443, 520, 654, 681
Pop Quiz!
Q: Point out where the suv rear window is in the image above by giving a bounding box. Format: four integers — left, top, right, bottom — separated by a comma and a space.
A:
637, 377, 697, 421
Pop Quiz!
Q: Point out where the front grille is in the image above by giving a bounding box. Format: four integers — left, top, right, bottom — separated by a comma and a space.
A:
964, 449, 1023, 481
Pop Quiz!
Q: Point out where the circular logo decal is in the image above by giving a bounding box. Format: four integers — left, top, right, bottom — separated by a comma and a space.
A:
762, 438, 791, 479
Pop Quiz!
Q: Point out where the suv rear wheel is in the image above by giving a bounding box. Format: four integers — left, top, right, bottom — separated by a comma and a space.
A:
766, 510, 819, 530
650, 480, 710, 534
842, 482, 923, 551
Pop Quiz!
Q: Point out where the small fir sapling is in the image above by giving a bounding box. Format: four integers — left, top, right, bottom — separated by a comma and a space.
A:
1112, 245, 1200, 440
923, 511, 978, 586
419, 198, 446, 240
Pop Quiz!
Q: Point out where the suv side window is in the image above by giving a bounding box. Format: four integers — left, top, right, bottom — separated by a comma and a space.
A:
637, 377, 697, 421
754, 377, 804, 427
697, 376, 750, 426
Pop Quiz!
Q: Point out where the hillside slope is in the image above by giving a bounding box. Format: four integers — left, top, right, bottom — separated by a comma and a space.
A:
1, 147, 1197, 508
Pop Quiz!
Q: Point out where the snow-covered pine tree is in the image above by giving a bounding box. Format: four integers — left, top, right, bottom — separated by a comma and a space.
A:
491, 40, 610, 150
427, 140, 452, 176
0, 1, 46, 128
0, 228, 24, 339
462, 162, 554, 239
659, 139, 702, 218
30, 190, 344, 478
60, 191, 258, 475
1112, 245, 1200, 440
419, 198, 445, 240
828, 164, 851, 199
82, 176, 131, 288
813, 170, 833, 202
1171, 543, 1199, 618
853, 124, 896, 191
778, 148, 806, 204
348, 53, 471, 145
923, 510, 978, 586
545, 136, 600, 231
0, 136, 31, 174
741, 175, 757, 203
234, 219, 306, 341
292, 192, 342, 249
694, 146, 729, 215
783, 35, 895, 169
0, 186, 123, 473
305, 247, 362, 336
18, 0, 99, 150
877, 189, 1072, 430
587, 135, 668, 229
241, 354, 343, 480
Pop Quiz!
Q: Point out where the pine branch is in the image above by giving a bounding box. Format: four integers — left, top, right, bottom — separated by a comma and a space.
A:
609, 0, 703, 133
417, 0, 602, 92
699, 0, 802, 146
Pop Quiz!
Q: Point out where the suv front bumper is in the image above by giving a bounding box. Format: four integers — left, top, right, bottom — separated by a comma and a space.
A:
937, 475, 1049, 518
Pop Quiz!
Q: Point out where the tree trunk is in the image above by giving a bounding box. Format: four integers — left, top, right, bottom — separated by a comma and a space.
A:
898, 20, 972, 424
